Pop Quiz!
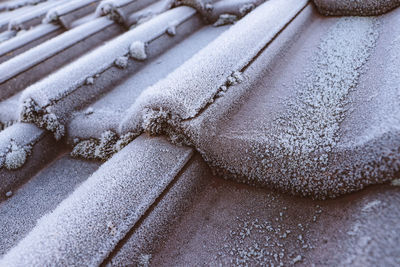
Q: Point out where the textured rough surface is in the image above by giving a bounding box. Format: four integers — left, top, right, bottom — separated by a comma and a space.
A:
313, 0, 400, 16
151, 176, 400, 266
19, 6, 197, 139
119, 0, 308, 134
0, 135, 193, 266
0, 154, 100, 256
106, 154, 211, 266
0, 1, 399, 265
3, 140, 30, 170
191, 9, 400, 198
121, 4, 400, 198
67, 23, 228, 144
176, 0, 266, 24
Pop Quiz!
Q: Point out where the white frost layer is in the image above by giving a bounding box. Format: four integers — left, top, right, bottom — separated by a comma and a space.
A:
189, 14, 398, 198
0, 23, 59, 58
203, 0, 265, 23
0, 0, 48, 12
95, 0, 150, 18
0, 17, 113, 84
125, 0, 175, 27
20, 6, 195, 109
0, 123, 43, 170
43, 0, 100, 24
119, 0, 308, 134
0, 135, 193, 266
107, 154, 210, 266
67, 24, 228, 142
7, 0, 70, 31
0, 155, 100, 256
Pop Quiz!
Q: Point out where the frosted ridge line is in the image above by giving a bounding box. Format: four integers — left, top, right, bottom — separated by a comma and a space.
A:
0, 135, 193, 266
119, 0, 309, 134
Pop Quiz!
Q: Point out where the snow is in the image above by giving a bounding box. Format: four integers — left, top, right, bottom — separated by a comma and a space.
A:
0, 135, 193, 266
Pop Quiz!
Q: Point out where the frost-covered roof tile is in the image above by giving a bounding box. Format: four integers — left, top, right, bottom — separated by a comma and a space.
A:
0, 0, 399, 264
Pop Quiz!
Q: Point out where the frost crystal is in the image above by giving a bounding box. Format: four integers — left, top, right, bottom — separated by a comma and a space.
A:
166, 25, 177, 36
115, 56, 129, 69
138, 254, 152, 267
94, 130, 118, 160
391, 179, 400, 186
239, 4, 255, 16
85, 77, 94, 85
71, 131, 138, 161
292, 255, 302, 264
4, 140, 30, 170
130, 41, 147, 61
214, 14, 238, 27
21, 98, 65, 140
71, 139, 98, 160
84, 107, 94, 115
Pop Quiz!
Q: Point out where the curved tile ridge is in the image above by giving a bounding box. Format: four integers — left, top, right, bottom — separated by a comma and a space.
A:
0, 0, 48, 12
199, 16, 396, 199
313, 0, 400, 16
19, 6, 198, 139
0, 123, 61, 200
0, 0, 56, 32
118, 4, 399, 199
105, 154, 210, 266
196, 14, 398, 198
0, 17, 115, 101
43, 0, 100, 26
176, 0, 266, 24
0, 135, 193, 266
119, 0, 309, 135
7, 0, 70, 31
96, 0, 159, 25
